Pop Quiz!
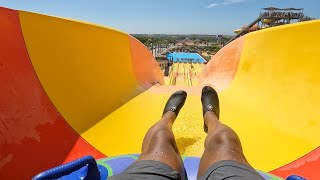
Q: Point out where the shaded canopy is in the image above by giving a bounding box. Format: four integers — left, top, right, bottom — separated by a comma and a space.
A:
262, 7, 303, 11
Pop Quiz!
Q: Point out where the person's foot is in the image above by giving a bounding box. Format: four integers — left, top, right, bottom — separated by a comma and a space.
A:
163, 90, 187, 117
201, 86, 219, 133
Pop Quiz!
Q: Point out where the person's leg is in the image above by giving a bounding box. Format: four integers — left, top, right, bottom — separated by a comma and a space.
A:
197, 112, 251, 177
197, 86, 255, 178
137, 90, 187, 178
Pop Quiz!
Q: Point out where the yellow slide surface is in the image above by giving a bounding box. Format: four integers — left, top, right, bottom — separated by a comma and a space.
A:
220, 21, 320, 170
13, 8, 320, 179
200, 20, 320, 173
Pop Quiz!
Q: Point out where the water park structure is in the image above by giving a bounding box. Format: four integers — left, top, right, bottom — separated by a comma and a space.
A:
228, 7, 315, 44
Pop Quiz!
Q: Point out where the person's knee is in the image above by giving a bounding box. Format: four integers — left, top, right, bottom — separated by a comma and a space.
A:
152, 128, 175, 144
146, 125, 176, 147
142, 128, 177, 155
205, 127, 241, 150
148, 121, 170, 133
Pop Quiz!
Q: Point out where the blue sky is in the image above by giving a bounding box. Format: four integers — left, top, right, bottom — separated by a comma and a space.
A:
0, 0, 318, 35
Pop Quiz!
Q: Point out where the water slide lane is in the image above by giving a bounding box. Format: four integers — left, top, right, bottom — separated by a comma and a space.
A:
19, 10, 140, 134
18, 5, 164, 167
200, 20, 320, 179
167, 63, 201, 86
129, 36, 164, 88
200, 36, 244, 91
0, 7, 105, 179
17, 7, 207, 161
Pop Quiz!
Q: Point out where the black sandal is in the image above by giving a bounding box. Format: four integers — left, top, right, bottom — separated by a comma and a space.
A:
201, 86, 220, 133
162, 90, 187, 117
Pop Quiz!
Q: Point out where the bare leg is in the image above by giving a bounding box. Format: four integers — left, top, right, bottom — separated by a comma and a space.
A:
138, 111, 185, 177
197, 111, 250, 177
138, 91, 187, 178
198, 86, 251, 178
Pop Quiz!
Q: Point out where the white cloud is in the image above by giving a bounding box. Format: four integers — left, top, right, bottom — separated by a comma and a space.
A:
207, 3, 219, 8
221, 0, 247, 5
207, 0, 247, 8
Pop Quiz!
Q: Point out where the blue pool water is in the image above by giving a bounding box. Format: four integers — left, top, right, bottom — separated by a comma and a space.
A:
166, 52, 206, 63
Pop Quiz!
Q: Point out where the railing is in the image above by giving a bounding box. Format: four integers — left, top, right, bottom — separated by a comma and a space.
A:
226, 17, 261, 45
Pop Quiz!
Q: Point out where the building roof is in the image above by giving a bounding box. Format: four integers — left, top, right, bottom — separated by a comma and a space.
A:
262, 7, 303, 11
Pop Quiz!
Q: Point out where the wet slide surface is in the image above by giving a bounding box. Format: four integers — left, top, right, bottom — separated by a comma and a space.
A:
0, 7, 106, 179
200, 21, 320, 179
1, 6, 319, 180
